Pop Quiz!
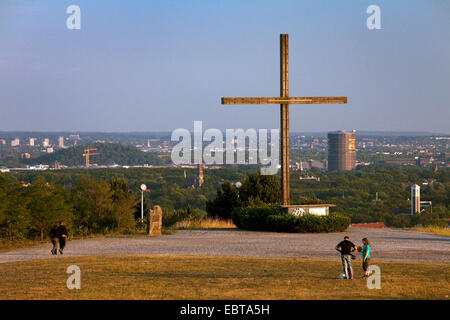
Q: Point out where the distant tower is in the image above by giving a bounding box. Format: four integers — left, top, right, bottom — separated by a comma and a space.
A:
411, 184, 421, 215
328, 130, 356, 171
58, 136, 65, 148
195, 163, 204, 187
147, 139, 151, 148
29, 138, 35, 146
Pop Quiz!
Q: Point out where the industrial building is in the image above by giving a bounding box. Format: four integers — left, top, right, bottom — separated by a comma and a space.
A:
327, 130, 356, 171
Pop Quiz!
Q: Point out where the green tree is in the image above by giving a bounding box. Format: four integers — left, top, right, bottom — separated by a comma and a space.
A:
239, 172, 281, 206
26, 177, 73, 240
0, 176, 31, 240
206, 182, 240, 220
71, 176, 113, 234
110, 177, 139, 232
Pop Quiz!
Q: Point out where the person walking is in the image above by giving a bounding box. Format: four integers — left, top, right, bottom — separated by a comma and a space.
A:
49, 225, 58, 255
361, 238, 371, 278
56, 221, 69, 255
335, 236, 357, 279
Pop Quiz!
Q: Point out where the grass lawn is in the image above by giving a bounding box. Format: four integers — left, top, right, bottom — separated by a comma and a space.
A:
175, 218, 236, 229
0, 255, 448, 300
410, 226, 450, 236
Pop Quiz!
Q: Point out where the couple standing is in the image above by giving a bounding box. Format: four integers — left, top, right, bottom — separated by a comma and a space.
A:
335, 236, 371, 279
49, 221, 69, 255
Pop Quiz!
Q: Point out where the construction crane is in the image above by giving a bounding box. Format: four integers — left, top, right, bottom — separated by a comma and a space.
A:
83, 148, 99, 167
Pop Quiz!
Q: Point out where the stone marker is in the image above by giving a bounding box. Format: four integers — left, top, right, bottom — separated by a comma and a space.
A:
148, 205, 162, 236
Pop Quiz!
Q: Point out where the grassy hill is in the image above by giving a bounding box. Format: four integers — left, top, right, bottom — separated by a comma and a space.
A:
23, 143, 168, 167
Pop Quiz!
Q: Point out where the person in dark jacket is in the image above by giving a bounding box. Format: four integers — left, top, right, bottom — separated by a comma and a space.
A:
56, 221, 69, 255
49, 225, 58, 255
335, 236, 357, 279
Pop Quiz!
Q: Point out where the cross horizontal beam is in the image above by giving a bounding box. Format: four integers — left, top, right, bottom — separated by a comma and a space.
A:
221, 96, 347, 105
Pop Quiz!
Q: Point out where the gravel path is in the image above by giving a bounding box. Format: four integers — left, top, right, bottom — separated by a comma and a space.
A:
1, 227, 449, 264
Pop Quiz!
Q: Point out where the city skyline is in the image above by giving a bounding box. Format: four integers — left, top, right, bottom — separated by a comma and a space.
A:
1, 0, 449, 133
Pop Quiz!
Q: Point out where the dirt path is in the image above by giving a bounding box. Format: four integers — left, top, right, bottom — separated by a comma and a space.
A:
1, 227, 449, 264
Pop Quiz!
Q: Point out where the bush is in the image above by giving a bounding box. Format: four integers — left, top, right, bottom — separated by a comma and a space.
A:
163, 205, 207, 227
268, 214, 351, 233
231, 204, 281, 231
162, 210, 183, 227
178, 205, 207, 221
385, 214, 413, 228
232, 205, 351, 233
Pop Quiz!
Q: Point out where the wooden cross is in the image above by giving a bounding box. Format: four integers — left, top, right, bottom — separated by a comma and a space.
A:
221, 34, 347, 206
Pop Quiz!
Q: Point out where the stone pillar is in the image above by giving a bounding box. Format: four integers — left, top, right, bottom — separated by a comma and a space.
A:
148, 205, 162, 236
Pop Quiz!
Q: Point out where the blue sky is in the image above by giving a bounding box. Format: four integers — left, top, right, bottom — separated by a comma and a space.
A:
0, 0, 449, 133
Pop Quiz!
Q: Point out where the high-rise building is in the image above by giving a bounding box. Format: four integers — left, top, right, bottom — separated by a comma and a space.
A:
411, 184, 421, 215
29, 138, 36, 146
327, 130, 356, 171
42, 138, 50, 147
11, 138, 20, 147
58, 136, 65, 148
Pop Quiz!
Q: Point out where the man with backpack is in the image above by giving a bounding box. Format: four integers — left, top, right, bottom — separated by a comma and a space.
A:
335, 236, 357, 279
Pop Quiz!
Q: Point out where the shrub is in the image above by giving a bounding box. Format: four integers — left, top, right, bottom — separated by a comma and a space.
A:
385, 214, 412, 228
178, 205, 207, 221
163, 205, 207, 227
232, 205, 351, 233
162, 210, 182, 227
207, 172, 281, 220
231, 204, 281, 231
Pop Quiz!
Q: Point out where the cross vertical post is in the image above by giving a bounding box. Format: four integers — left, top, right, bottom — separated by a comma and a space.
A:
221, 34, 347, 207
280, 34, 290, 206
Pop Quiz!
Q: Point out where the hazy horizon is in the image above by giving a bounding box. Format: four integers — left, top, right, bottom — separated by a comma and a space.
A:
0, 130, 448, 137
1, 0, 449, 133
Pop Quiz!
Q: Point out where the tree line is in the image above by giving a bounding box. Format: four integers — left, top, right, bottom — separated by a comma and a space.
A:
1, 164, 449, 241
0, 175, 138, 241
